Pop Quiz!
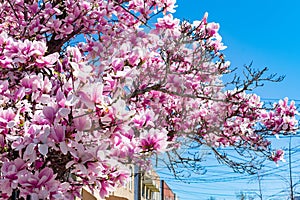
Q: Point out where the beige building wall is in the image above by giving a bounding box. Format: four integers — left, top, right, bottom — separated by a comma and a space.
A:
106, 184, 134, 200
80, 166, 164, 200
82, 188, 98, 200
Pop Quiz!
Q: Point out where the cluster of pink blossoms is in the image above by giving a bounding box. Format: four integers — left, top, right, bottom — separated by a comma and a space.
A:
0, 0, 297, 199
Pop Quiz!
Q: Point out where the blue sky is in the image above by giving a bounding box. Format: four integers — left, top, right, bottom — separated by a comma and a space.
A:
173, 0, 300, 100
155, 1, 300, 199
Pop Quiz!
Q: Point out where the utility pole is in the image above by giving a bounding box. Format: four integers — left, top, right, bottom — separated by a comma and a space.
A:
134, 165, 142, 200
289, 135, 294, 200
257, 170, 263, 200
161, 180, 165, 200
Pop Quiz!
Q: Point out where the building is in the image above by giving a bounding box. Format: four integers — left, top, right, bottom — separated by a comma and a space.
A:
161, 180, 177, 200
139, 169, 160, 200
82, 166, 177, 200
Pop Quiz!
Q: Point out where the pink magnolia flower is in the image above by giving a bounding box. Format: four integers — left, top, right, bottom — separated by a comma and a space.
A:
156, 14, 180, 30
50, 125, 66, 143
133, 109, 155, 128
272, 149, 285, 164
78, 82, 104, 108
112, 98, 136, 121
0, 108, 16, 129
0, 80, 9, 94
0, 159, 26, 196
67, 47, 93, 82
0, 108, 18, 146
43, 106, 56, 124
154, 0, 177, 13
140, 128, 168, 153
35, 52, 59, 67
18, 167, 60, 199
67, 143, 94, 175
73, 114, 91, 132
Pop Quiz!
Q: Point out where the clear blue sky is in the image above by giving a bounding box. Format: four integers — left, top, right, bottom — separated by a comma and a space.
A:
174, 0, 300, 100
156, 1, 300, 199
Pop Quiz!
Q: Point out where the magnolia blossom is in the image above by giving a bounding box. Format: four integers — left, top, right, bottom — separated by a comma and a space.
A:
272, 149, 285, 163
140, 128, 169, 153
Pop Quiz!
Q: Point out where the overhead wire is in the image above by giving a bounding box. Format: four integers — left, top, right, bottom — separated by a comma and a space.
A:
153, 96, 300, 199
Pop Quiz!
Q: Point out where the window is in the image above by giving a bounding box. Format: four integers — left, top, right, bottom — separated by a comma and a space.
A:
142, 184, 145, 197
146, 188, 149, 199
129, 166, 133, 191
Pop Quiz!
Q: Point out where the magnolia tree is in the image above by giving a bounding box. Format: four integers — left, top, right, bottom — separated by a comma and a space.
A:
0, 0, 298, 199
